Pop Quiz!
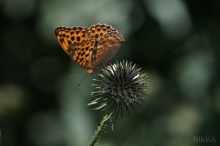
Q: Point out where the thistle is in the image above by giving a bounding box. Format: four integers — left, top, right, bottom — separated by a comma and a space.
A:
88, 61, 149, 146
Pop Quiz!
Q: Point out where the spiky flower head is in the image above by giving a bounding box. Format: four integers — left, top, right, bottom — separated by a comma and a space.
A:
88, 61, 149, 121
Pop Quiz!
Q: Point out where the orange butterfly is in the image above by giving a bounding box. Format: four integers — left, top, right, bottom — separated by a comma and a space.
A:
54, 23, 125, 75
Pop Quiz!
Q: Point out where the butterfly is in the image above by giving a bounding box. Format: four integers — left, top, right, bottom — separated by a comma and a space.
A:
54, 23, 125, 75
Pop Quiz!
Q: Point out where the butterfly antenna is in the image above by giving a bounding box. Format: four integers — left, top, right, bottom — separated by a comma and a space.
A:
78, 73, 88, 86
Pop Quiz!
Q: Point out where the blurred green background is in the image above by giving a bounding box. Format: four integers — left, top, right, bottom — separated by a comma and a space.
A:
0, 0, 220, 146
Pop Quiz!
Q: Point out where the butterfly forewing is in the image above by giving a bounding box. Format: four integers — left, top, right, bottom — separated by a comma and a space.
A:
54, 26, 89, 55
88, 24, 117, 39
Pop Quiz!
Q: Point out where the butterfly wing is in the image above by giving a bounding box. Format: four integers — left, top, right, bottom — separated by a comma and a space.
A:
68, 39, 96, 70
54, 26, 89, 55
54, 24, 125, 75
91, 31, 125, 74
88, 23, 117, 39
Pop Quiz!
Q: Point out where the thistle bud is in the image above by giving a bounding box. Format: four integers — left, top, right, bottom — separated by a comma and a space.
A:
88, 61, 149, 121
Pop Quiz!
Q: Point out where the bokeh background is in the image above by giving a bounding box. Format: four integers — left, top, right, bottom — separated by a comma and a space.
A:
1, 0, 220, 146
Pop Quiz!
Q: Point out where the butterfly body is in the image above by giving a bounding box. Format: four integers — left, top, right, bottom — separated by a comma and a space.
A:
54, 23, 125, 74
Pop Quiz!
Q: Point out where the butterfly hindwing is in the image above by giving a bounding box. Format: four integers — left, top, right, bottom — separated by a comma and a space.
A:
91, 31, 125, 72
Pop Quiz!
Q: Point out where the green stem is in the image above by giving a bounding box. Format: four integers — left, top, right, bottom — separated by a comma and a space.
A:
89, 112, 112, 146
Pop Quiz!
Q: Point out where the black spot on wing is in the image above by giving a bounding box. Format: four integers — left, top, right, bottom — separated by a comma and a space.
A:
77, 36, 80, 42
60, 38, 64, 42
81, 52, 85, 56
76, 31, 80, 35
95, 34, 99, 38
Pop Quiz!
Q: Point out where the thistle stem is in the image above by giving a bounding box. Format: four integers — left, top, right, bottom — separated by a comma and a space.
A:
89, 112, 112, 146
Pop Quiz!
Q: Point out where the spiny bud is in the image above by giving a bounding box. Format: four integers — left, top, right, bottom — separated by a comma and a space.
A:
88, 61, 149, 121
